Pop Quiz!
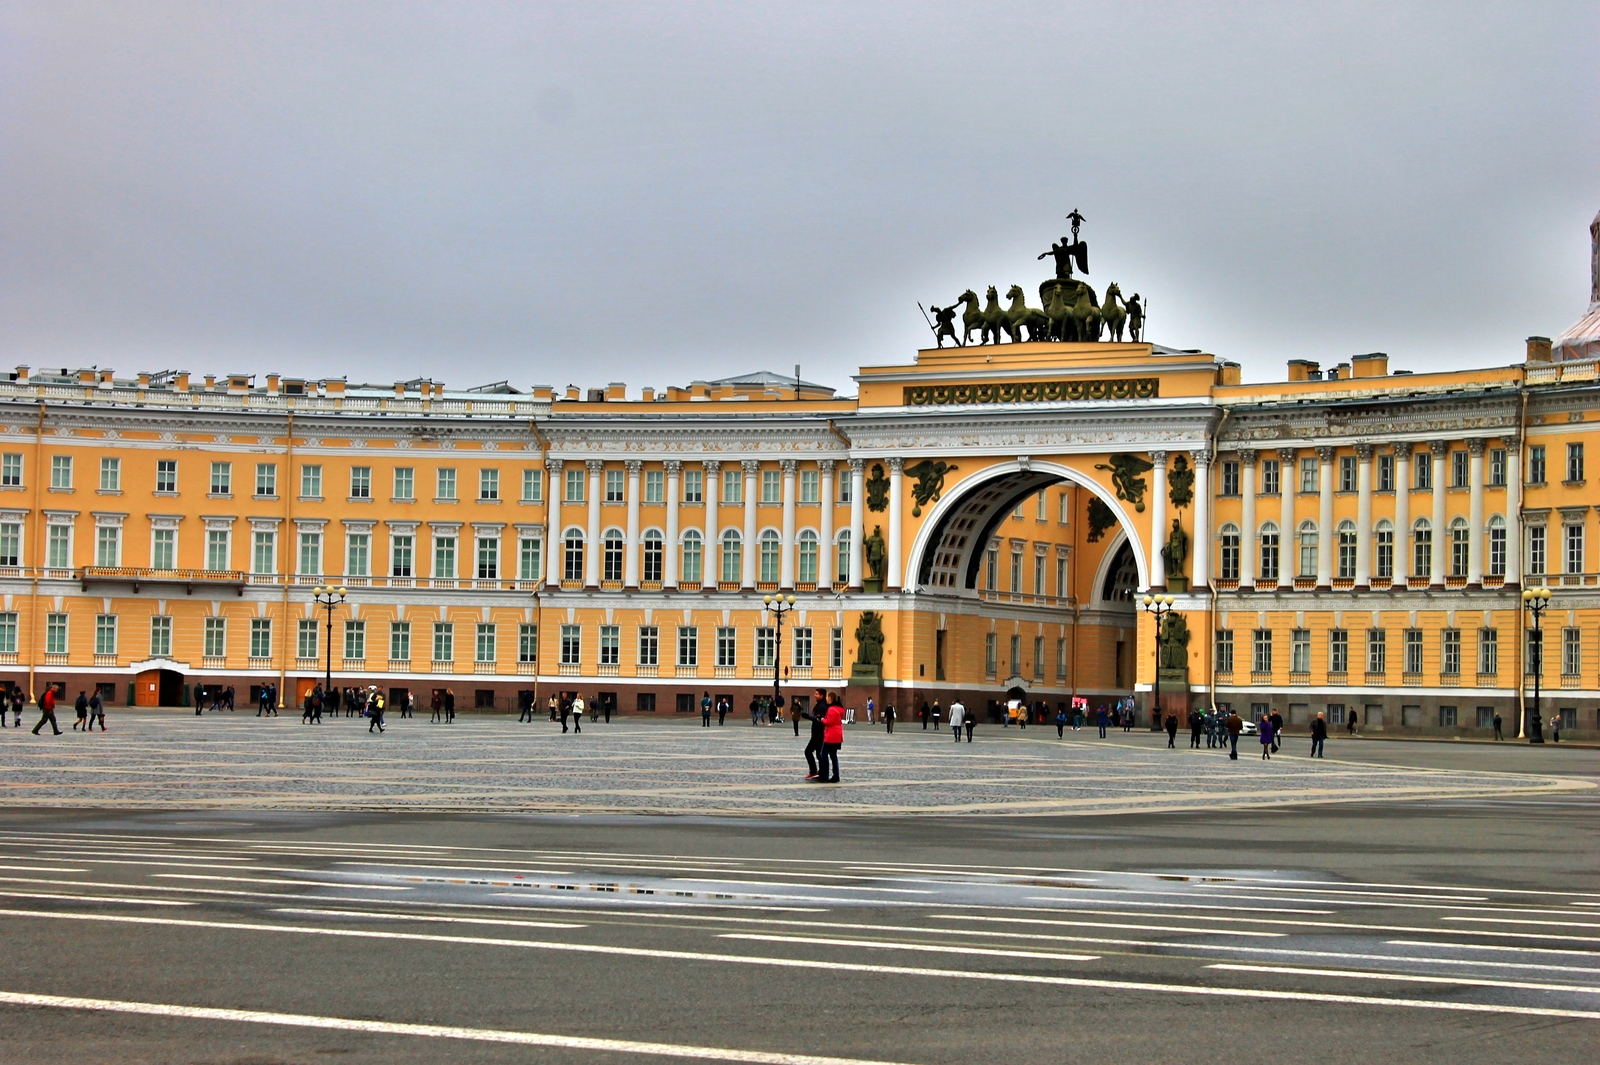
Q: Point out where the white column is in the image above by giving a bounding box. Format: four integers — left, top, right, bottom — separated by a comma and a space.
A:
1393, 444, 1411, 583
663, 461, 681, 589
1467, 439, 1486, 586
1355, 444, 1374, 587
702, 460, 720, 588
1239, 449, 1257, 587
817, 460, 835, 587
741, 459, 758, 589
887, 457, 904, 591
1149, 450, 1168, 589
585, 459, 603, 588
1278, 447, 1296, 586
1505, 440, 1522, 586
1430, 441, 1448, 587
624, 459, 642, 589
1316, 446, 1335, 588
545, 459, 563, 585
848, 459, 865, 590
1190, 451, 1210, 589
779, 459, 797, 589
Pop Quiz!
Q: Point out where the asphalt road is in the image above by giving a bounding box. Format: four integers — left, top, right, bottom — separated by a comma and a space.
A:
0, 722, 1594, 1065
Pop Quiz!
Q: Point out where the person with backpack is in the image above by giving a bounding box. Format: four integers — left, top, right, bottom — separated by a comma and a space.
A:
703, 692, 714, 727
31, 686, 61, 736
87, 689, 105, 731
73, 691, 89, 731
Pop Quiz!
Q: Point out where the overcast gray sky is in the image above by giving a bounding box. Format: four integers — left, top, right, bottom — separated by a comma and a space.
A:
2, 2, 1596, 395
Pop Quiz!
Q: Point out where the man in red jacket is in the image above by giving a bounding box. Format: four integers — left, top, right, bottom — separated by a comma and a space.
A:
31, 685, 61, 736
819, 694, 845, 784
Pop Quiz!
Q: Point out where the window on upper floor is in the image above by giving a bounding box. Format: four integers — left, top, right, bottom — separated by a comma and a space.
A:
1415, 456, 1432, 491
1299, 457, 1318, 493
1260, 459, 1280, 495
0, 453, 21, 487
210, 461, 231, 495
683, 470, 703, 503
761, 469, 781, 503
1377, 453, 1394, 491
479, 468, 499, 501
605, 468, 624, 502
1527, 445, 1546, 485
100, 457, 120, 492
1567, 443, 1585, 484
1489, 448, 1506, 487
1339, 456, 1356, 492
1452, 450, 1469, 488
799, 469, 818, 503
50, 455, 72, 490
644, 470, 664, 503
436, 467, 457, 500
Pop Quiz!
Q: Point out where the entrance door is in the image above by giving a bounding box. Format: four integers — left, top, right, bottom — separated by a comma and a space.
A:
135, 669, 187, 707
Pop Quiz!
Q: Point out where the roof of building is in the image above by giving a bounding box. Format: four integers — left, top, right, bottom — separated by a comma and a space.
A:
707, 370, 834, 393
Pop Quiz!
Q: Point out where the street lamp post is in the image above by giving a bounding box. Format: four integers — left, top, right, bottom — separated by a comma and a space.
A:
312, 584, 348, 706
1521, 586, 1551, 745
763, 594, 798, 722
1140, 593, 1176, 730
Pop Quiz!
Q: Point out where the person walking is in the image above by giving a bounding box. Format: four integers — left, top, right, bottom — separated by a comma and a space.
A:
1269, 709, 1284, 753
884, 702, 895, 734
368, 691, 386, 734
73, 691, 89, 731
88, 689, 105, 731
32, 685, 61, 736
1098, 705, 1110, 740
865, 697, 874, 726
964, 706, 975, 743
403, 691, 415, 719
1259, 714, 1275, 760
716, 697, 728, 726
1310, 712, 1327, 758
444, 688, 456, 724
1055, 706, 1067, 738
518, 691, 534, 723
702, 691, 713, 727
9, 687, 23, 727
1551, 714, 1562, 743
948, 700, 964, 743
802, 688, 827, 780
819, 696, 844, 783
1493, 712, 1503, 741
569, 693, 582, 733
931, 701, 942, 731
1225, 708, 1242, 760
1346, 708, 1358, 735
557, 694, 570, 733
431, 690, 444, 724
1187, 708, 1202, 748
1163, 710, 1178, 748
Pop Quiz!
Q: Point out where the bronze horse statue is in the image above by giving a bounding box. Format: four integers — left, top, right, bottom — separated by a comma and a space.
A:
1101, 282, 1128, 342
957, 288, 1005, 345
1003, 285, 1049, 342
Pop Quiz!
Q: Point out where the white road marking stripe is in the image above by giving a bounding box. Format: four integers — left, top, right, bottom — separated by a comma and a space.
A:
1023, 897, 1331, 915
0, 991, 921, 1065
1387, 940, 1600, 958
717, 933, 1090, 962
1207, 963, 1600, 995
1445, 916, 1600, 929
0, 891, 191, 907
4, 907, 1598, 1020
155, 874, 410, 889
274, 908, 585, 930
0, 864, 90, 873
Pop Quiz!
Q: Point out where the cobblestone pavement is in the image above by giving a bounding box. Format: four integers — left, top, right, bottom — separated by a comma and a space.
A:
0, 711, 1587, 814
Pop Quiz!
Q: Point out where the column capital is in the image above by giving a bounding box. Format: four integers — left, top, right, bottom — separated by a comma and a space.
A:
1316, 445, 1335, 462
1149, 450, 1168, 466
887, 457, 904, 473
779, 459, 798, 475
1238, 448, 1258, 465
1428, 439, 1450, 457
1191, 449, 1211, 468
702, 459, 722, 473
1393, 442, 1413, 459
817, 459, 836, 473
546, 457, 564, 474
1467, 438, 1488, 455
848, 458, 865, 473
663, 460, 682, 474
1355, 443, 1376, 461
624, 459, 643, 474
585, 458, 605, 473
1276, 446, 1297, 462
741, 458, 761, 474
1503, 438, 1522, 456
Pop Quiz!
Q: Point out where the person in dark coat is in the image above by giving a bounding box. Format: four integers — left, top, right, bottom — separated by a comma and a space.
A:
1188, 708, 1202, 748
1164, 711, 1179, 748
1310, 712, 1327, 758
802, 688, 826, 780
1269, 709, 1284, 752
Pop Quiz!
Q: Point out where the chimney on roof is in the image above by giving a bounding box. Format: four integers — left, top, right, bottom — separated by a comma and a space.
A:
1351, 352, 1388, 378
1287, 359, 1319, 382
13, 366, 29, 383
606, 382, 626, 401
1526, 336, 1553, 363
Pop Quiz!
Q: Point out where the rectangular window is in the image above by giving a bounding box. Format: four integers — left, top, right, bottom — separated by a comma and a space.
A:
1259, 527, 1279, 581
1527, 445, 1546, 485
1252, 629, 1272, 673
1439, 705, 1458, 728
1375, 525, 1393, 578
390, 535, 413, 577
838, 473, 852, 503
436, 468, 457, 500
343, 466, 368, 500
1528, 524, 1547, 575
1329, 629, 1348, 674
604, 468, 624, 503
1215, 629, 1234, 673
148, 616, 173, 657
638, 625, 658, 667
51, 455, 72, 490
1010, 549, 1022, 592
434, 536, 456, 578
1567, 442, 1585, 483
297, 619, 318, 660
1442, 629, 1461, 675
722, 469, 742, 504
1414, 525, 1432, 578
1058, 492, 1070, 524
252, 530, 275, 574
345, 620, 366, 661
203, 617, 225, 658
0, 612, 15, 654
1564, 523, 1584, 575
0, 521, 17, 566
1562, 627, 1581, 676
1377, 453, 1394, 491
1415, 456, 1431, 491
1032, 635, 1045, 679
1339, 455, 1356, 492
985, 632, 997, 676
1489, 448, 1506, 487
47, 524, 71, 569
476, 623, 496, 663
677, 626, 698, 668
793, 626, 813, 668
0, 453, 21, 487
1367, 629, 1386, 674
831, 626, 843, 669
96, 614, 117, 656
390, 621, 411, 661
298, 530, 321, 574
346, 533, 369, 577
1009, 633, 1021, 676
1451, 450, 1468, 488
521, 469, 542, 502
1056, 637, 1067, 678
1220, 460, 1239, 496
476, 536, 499, 579
564, 467, 584, 502
1299, 457, 1318, 493
518, 536, 542, 581
255, 462, 276, 497
1260, 459, 1280, 495
984, 547, 998, 590
479, 468, 499, 501
95, 525, 120, 567
45, 612, 67, 655
1404, 628, 1423, 674
799, 469, 819, 503
151, 527, 175, 569
100, 457, 120, 492
392, 467, 414, 500
517, 623, 537, 664
682, 470, 703, 503
210, 461, 231, 495
1290, 629, 1311, 673
1057, 554, 1068, 597
1478, 628, 1498, 675
761, 469, 781, 503
1489, 522, 1506, 576
249, 618, 272, 659
560, 624, 580, 666
1033, 553, 1045, 596
716, 626, 737, 668
644, 470, 664, 503
755, 626, 775, 668
433, 622, 455, 662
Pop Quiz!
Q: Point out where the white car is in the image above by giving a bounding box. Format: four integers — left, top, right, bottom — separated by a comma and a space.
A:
1237, 719, 1259, 736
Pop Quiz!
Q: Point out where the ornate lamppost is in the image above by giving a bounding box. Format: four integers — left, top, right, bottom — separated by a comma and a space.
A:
311, 584, 348, 706
1521, 586, 1551, 744
1140, 593, 1175, 730
763, 593, 798, 723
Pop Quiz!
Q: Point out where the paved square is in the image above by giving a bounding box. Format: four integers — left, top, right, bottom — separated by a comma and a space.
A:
0, 712, 1584, 813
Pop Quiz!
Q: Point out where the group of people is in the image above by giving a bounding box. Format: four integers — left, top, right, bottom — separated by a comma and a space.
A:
545, 691, 607, 732
800, 689, 846, 782
298, 683, 404, 731
0, 685, 104, 736
198, 685, 237, 712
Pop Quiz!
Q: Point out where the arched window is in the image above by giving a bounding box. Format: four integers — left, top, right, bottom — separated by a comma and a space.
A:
720, 529, 742, 585
562, 528, 584, 583
759, 529, 781, 583
836, 529, 851, 584
1337, 519, 1357, 579
1450, 516, 1469, 577
1374, 519, 1394, 579
1297, 520, 1319, 578
642, 529, 663, 583
1412, 518, 1432, 578
680, 529, 703, 584
603, 529, 624, 583
797, 530, 819, 584
1259, 521, 1280, 582
1219, 523, 1240, 581
1488, 515, 1507, 577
